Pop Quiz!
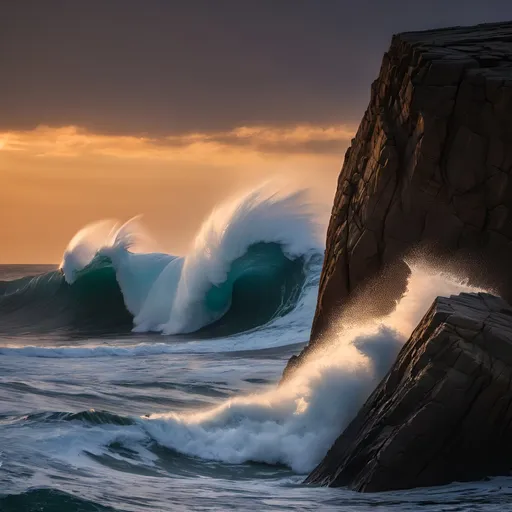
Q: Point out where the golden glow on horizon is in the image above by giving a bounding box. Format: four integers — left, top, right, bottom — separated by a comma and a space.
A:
0, 124, 353, 161
0, 123, 355, 263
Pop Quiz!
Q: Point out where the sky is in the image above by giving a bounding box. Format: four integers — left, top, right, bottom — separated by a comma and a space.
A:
2, 0, 512, 262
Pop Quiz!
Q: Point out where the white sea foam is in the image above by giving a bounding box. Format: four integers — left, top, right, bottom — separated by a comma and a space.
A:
5, 264, 486, 478
60, 219, 118, 284
58, 186, 320, 334
140, 265, 484, 473
0, 270, 320, 358
17, 183, 489, 475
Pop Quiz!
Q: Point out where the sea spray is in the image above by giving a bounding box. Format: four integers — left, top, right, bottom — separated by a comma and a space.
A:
2, 186, 321, 337
136, 188, 319, 334
60, 219, 118, 284
142, 264, 484, 473
61, 216, 159, 285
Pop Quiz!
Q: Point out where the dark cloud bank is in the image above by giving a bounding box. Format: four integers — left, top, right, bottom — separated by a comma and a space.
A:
2, 0, 512, 136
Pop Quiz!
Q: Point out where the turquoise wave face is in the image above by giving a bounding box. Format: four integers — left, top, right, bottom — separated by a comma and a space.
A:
0, 243, 307, 338
0, 258, 132, 337
202, 242, 305, 337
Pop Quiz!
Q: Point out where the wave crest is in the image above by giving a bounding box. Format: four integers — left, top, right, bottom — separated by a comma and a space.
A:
141, 265, 485, 473
1, 186, 322, 336
136, 189, 319, 334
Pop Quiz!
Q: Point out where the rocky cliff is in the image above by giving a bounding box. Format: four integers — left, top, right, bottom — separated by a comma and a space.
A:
306, 292, 512, 491
308, 21, 512, 353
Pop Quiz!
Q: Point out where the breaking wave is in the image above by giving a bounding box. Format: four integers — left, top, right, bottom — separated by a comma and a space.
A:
0, 188, 321, 337
3, 266, 484, 476
136, 265, 484, 473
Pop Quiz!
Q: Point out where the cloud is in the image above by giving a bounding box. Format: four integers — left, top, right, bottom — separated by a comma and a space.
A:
0, 124, 354, 162
4, 1, 512, 137
0, 122, 351, 263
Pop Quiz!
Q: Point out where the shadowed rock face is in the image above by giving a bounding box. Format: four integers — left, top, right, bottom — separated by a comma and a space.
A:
309, 21, 512, 351
306, 292, 512, 492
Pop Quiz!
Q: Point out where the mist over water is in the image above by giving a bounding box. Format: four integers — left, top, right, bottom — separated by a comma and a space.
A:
1, 185, 510, 511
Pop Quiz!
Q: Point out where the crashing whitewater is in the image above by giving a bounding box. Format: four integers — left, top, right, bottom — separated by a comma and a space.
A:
140, 266, 483, 473
0, 188, 322, 337
63, 188, 320, 335
0, 185, 485, 476
0, 265, 484, 475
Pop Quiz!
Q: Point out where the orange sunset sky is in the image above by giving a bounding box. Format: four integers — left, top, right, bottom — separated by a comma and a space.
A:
3, 1, 511, 263
0, 124, 351, 262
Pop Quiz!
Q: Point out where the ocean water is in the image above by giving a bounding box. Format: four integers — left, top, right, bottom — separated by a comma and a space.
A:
1, 188, 512, 511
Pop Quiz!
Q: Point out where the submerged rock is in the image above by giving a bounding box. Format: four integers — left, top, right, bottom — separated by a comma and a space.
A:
306, 292, 512, 491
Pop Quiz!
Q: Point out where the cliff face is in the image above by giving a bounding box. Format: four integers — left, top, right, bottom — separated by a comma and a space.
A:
306, 292, 512, 491
311, 22, 512, 346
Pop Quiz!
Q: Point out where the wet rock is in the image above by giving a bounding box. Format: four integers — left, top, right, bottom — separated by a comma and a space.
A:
306, 292, 512, 492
